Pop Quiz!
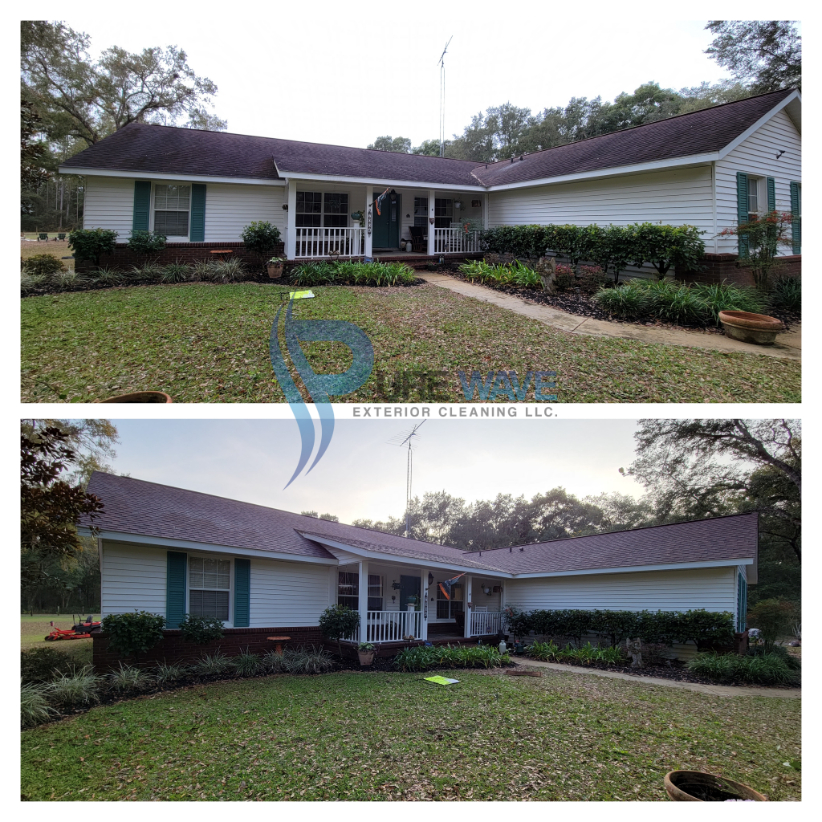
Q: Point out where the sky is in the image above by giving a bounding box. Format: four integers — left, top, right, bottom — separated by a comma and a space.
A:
102, 418, 646, 523
33, 6, 744, 149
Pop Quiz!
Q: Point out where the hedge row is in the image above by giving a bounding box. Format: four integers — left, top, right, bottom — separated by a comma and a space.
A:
505, 607, 735, 647
480, 223, 705, 281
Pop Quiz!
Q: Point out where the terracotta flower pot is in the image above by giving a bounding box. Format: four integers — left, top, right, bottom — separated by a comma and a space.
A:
98, 391, 173, 403
357, 651, 375, 667
718, 310, 784, 345
267, 263, 284, 279
664, 771, 767, 802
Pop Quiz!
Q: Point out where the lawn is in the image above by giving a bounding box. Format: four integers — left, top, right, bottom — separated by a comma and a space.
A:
21, 614, 97, 665
21, 238, 73, 267
20, 668, 800, 801
21, 282, 800, 403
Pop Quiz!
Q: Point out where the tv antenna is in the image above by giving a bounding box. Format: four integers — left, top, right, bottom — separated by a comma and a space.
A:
437, 36, 453, 158
388, 420, 426, 537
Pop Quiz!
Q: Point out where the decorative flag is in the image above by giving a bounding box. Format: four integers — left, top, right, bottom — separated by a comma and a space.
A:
438, 573, 465, 601
374, 187, 391, 216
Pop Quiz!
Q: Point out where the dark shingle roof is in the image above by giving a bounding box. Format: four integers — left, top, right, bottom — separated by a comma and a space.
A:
474, 89, 795, 187
84, 473, 757, 576
60, 90, 794, 188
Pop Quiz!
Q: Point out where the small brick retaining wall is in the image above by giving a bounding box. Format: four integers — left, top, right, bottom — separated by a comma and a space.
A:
75, 241, 284, 274
92, 625, 323, 672
677, 254, 801, 287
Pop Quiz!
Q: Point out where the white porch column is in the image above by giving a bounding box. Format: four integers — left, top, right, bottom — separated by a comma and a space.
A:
364, 185, 373, 260
483, 193, 489, 230
285, 183, 297, 260
420, 569, 428, 641
358, 559, 369, 644
427, 189, 436, 256
464, 574, 473, 638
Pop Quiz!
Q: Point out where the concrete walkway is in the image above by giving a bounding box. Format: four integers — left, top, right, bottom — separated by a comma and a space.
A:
512, 659, 801, 699
419, 273, 800, 361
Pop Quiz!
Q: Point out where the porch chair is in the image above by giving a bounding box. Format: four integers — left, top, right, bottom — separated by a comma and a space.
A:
409, 226, 427, 253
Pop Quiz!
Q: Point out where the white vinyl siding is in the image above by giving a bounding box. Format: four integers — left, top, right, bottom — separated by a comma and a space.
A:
100, 540, 168, 617
203, 182, 285, 242
82, 176, 136, 236
249, 557, 333, 627
715, 108, 801, 255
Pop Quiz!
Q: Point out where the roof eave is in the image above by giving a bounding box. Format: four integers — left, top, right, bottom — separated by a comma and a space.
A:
511, 557, 754, 579
281, 171, 484, 191
57, 166, 286, 187
716, 89, 802, 160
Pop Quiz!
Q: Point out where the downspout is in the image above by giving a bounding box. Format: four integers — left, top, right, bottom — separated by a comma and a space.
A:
711, 161, 718, 253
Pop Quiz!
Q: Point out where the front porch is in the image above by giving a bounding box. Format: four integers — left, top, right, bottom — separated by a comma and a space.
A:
283, 180, 487, 261
336, 559, 506, 646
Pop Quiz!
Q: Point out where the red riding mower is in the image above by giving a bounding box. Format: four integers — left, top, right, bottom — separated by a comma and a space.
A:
45, 615, 101, 641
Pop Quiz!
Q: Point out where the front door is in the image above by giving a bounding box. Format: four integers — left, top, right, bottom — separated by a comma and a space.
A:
399, 574, 420, 610
372, 190, 400, 249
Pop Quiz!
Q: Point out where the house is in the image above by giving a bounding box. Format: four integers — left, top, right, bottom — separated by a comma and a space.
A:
81, 472, 756, 669
59, 89, 801, 284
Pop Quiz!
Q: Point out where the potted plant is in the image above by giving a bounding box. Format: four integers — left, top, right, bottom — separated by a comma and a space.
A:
718, 310, 784, 345
267, 256, 285, 279
664, 770, 767, 802
357, 642, 376, 666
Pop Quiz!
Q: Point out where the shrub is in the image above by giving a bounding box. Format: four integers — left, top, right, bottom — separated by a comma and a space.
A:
21, 647, 77, 684
642, 279, 710, 325
126, 230, 166, 257
718, 210, 794, 290
576, 265, 608, 295
393, 644, 509, 672
747, 598, 799, 651
106, 662, 155, 693
319, 605, 360, 657
688, 651, 797, 685
261, 650, 286, 673
593, 281, 651, 319
528, 640, 561, 662
232, 648, 263, 677
22, 254, 66, 279
281, 646, 335, 675
290, 260, 415, 287
101, 611, 165, 661
769, 276, 801, 312
47, 666, 101, 711
87, 267, 125, 287
178, 613, 225, 644
192, 652, 234, 677
631, 223, 706, 278
747, 644, 800, 670
551, 263, 576, 292
127, 263, 164, 284
21, 681, 57, 727
68, 228, 118, 267
160, 261, 192, 283
241, 221, 282, 269
691, 282, 767, 325
200, 258, 247, 283
151, 661, 189, 684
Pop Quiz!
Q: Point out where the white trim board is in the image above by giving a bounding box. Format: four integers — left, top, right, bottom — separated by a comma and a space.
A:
283, 173, 484, 192
57, 167, 286, 187
512, 558, 754, 579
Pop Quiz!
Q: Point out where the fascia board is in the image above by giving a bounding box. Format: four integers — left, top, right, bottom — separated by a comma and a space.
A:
282, 172, 483, 192
716, 91, 801, 160
57, 167, 286, 187
512, 558, 754, 579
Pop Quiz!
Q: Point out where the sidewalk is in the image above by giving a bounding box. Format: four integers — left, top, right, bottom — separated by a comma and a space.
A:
419, 273, 800, 361
513, 658, 801, 699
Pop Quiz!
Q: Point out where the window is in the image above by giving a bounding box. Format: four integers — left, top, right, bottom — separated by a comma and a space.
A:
296, 191, 350, 228
189, 556, 230, 621
746, 175, 762, 221
413, 197, 428, 227
338, 571, 358, 610
367, 575, 383, 611
434, 198, 453, 228
154, 184, 191, 237
436, 580, 464, 620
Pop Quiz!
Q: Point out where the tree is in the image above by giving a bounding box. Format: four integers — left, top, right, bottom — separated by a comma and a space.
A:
412, 139, 447, 156
706, 21, 801, 93
21, 21, 226, 147
367, 136, 411, 153
21, 99, 50, 213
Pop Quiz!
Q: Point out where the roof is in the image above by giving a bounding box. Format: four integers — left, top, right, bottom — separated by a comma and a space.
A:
60, 90, 797, 189
84, 473, 757, 577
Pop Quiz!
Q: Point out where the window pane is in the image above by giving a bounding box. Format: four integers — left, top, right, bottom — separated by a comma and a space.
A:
296, 214, 321, 227
434, 198, 453, 228
190, 590, 229, 620
324, 214, 348, 228
324, 193, 348, 214
154, 211, 189, 236
414, 197, 428, 227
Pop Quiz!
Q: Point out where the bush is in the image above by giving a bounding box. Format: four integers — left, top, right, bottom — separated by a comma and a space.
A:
101, 611, 165, 660
127, 230, 166, 256
87, 267, 125, 287
22, 254, 66, 279
631, 223, 706, 278
688, 651, 797, 685
178, 613, 225, 644
642, 279, 710, 325
393, 644, 509, 672
747, 598, 799, 651
199, 258, 247, 283
106, 662, 155, 693
319, 605, 360, 656
280, 646, 335, 675
747, 644, 800, 670
241, 221, 282, 268
21, 647, 77, 684
232, 648, 263, 677
691, 282, 767, 325
576, 265, 608, 295
292, 260, 416, 287
160, 261, 192, 283
68, 228, 118, 267
261, 650, 286, 673
151, 661, 189, 684
192, 652, 234, 677
769, 276, 801, 312
47, 666, 101, 711
21, 681, 57, 727
593, 281, 651, 319
127, 263, 164, 283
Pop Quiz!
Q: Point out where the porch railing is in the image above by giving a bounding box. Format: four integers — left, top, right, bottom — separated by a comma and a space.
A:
470, 610, 503, 636
294, 227, 364, 259
367, 610, 422, 642
433, 228, 481, 255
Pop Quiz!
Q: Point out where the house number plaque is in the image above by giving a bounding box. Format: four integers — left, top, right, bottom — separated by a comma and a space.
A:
367, 206, 372, 236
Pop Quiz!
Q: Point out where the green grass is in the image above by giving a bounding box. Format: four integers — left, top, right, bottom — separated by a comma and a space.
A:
21, 614, 97, 665
21, 282, 800, 403
20, 669, 800, 801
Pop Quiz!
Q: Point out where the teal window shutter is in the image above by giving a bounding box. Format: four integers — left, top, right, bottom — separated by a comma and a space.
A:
790, 181, 801, 254
766, 177, 775, 212
190, 184, 206, 242
234, 558, 250, 627
736, 172, 749, 259
737, 572, 748, 632
166, 551, 187, 628
133, 181, 151, 233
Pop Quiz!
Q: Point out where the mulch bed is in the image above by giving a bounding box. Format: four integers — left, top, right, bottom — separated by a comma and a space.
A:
511, 658, 801, 688
445, 270, 800, 333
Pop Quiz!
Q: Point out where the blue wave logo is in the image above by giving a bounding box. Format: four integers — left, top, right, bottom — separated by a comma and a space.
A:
270, 299, 374, 488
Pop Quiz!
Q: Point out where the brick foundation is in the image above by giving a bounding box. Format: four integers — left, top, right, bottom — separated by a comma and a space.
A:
677, 254, 801, 287
92, 625, 323, 672
75, 241, 284, 274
